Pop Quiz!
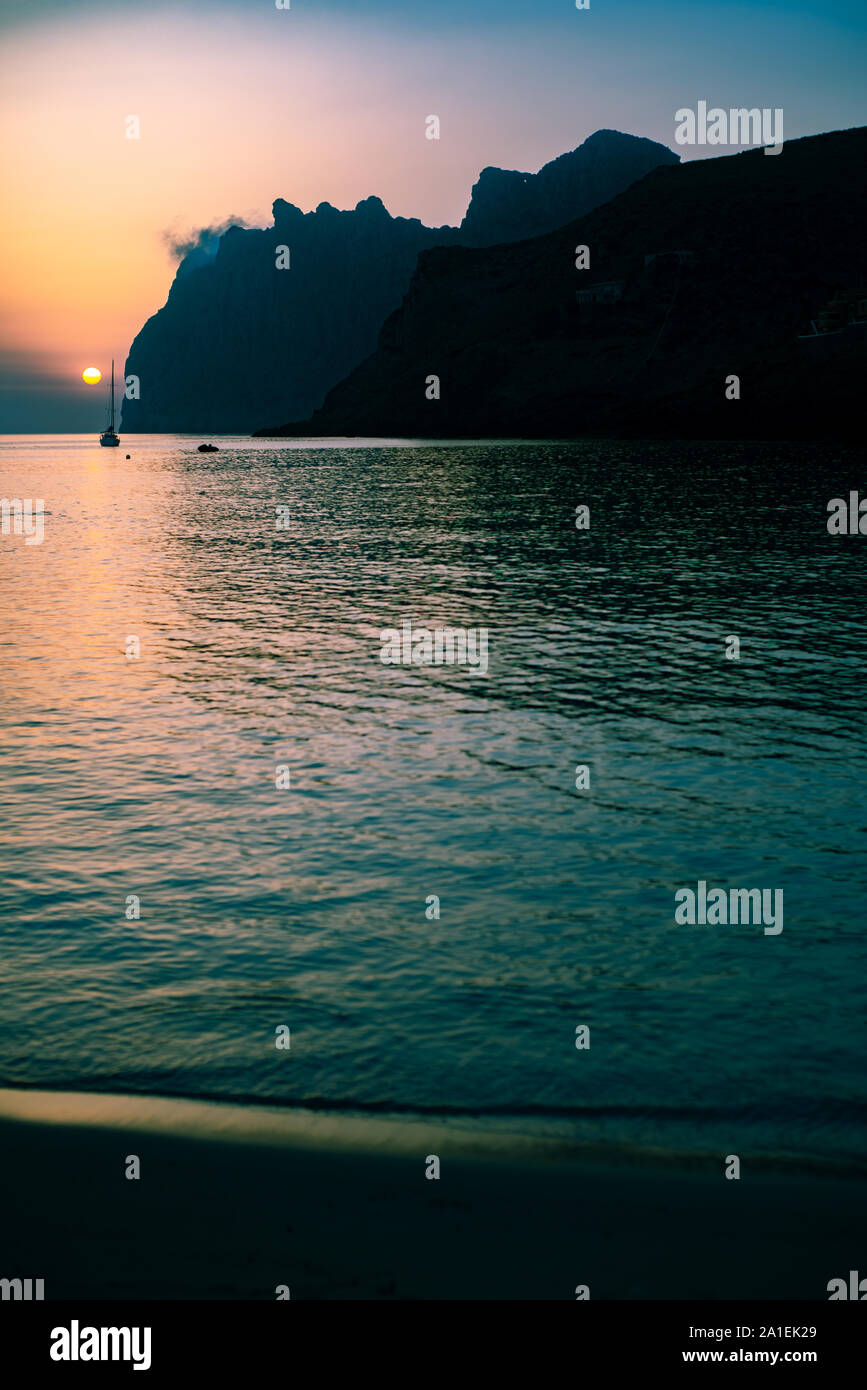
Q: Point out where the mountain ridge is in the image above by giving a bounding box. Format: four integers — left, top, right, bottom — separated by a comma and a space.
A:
121, 130, 678, 433
254, 127, 867, 441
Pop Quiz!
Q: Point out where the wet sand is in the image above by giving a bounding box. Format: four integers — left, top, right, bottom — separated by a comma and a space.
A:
0, 1089, 862, 1300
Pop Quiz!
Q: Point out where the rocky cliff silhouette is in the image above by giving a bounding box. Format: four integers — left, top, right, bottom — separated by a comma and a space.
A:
257, 128, 866, 441
458, 130, 679, 246
121, 131, 677, 432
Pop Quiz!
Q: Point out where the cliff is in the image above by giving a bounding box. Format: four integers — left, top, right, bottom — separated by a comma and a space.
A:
121, 197, 454, 433
256, 128, 867, 441
121, 131, 678, 433
459, 130, 678, 246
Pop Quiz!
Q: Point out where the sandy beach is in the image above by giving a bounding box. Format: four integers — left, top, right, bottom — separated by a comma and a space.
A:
0, 1088, 862, 1301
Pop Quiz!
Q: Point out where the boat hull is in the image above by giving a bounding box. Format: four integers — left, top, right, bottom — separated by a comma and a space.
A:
99, 433, 120, 447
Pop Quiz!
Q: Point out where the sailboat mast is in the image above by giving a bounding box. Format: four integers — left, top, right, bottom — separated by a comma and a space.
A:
110, 359, 115, 431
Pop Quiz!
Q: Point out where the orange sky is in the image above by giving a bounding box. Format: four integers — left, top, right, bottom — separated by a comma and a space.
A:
0, 6, 598, 400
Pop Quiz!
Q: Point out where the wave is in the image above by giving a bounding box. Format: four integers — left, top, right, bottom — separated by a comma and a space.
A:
1, 1081, 863, 1179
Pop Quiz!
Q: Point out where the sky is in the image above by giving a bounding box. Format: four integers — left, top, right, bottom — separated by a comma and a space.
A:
0, 0, 865, 431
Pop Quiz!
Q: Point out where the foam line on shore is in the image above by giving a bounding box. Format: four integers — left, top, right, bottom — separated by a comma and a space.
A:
0, 1086, 860, 1177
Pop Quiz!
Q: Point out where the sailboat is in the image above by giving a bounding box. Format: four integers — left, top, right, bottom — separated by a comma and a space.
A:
99, 359, 120, 447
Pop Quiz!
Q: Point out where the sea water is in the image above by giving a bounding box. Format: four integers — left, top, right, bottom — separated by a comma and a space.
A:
1, 434, 865, 1167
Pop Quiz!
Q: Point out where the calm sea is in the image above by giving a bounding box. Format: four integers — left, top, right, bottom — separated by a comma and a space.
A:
1, 435, 865, 1167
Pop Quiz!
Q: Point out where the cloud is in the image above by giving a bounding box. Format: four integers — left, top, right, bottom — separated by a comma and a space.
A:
160, 216, 255, 264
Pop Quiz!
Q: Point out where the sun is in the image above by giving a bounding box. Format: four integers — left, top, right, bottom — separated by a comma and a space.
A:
82, 366, 102, 385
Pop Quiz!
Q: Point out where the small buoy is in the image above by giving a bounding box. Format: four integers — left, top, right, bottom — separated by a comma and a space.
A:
126, 454, 131, 459
197, 443, 219, 452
